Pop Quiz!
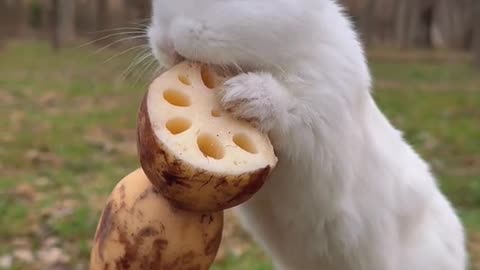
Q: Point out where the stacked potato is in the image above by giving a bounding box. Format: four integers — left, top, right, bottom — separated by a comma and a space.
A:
89, 62, 278, 270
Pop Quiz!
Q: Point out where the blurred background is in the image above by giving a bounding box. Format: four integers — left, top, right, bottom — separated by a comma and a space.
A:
0, 0, 479, 269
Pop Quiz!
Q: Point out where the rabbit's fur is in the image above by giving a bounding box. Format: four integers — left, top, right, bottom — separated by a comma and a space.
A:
147, 0, 467, 269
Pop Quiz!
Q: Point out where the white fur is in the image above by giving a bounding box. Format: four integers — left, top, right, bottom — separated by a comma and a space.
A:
148, 0, 468, 269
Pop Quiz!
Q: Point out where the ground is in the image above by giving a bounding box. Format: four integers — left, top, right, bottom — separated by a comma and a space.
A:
0, 41, 479, 270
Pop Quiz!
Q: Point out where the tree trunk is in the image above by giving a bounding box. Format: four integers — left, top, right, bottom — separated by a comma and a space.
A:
13, 0, 28, 37
51, 0, 59, 49
135, 0, 152, 21
40, 0, 53, 38
431, 0, 473, 50
394, 0, 412, 47
94, 0, 112, 44
51, 0, 75, 50
0, 0, 7, 48
474, 1, 480, 67
358, 0, 377, 46
109, 0, 128, 28
96, 0, 109, 33
59, 0, 76, 42
75, 0, 97, 38
0, 0, 27, 38
394, 0, 435, 48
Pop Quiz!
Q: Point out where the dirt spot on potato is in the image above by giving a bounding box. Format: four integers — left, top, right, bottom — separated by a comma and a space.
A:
163, 251, 196, 269
130, 187, 156, 211
115, 226, 163, 270
204, 228, 223, 256
146, 238, 169, 269
119, 184, 127, 208
95, 201, 114, 260
201, 214, 214, 225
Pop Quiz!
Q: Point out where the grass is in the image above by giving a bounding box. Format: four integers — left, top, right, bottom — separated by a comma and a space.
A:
0, 41, 479, 269
212, 247, 272, 270
372, 59, 480, 210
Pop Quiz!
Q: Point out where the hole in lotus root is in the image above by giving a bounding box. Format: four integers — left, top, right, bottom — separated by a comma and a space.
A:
211, 109, 222, 117
163, 89, 191, 107
201, 65, 217, 89
178, 74, 191, 85
197, 133, 225, 159
166, 117, 192, 135
233, 133, 258, 154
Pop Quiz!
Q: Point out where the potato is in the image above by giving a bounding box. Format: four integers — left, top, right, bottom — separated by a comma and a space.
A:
89, 168, 224, 270
137, 62, 278, 212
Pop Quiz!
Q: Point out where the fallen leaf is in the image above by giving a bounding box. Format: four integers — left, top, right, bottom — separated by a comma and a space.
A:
73, 263, 86, 270
113, 141, 136, 156
469, 232, 480, 269
59, 186, 75, 197
231, 242, 250, 257
39, 92, 63, 107
31, 222, 51, 240
0, 90, 14, 104
12, 238, 31, 248
34, 121, 53, 133
13, 249, 34, 263
84, 128, 115, 153
0, 255, 13, 269
0, 133, 14, 143
43, 237, 60, 249
35, 177, 51, 187
38, 247, 70, 265
418, 131, 438, 151
25, 147, 63, 168
72, 96, 95, 114
9, 110, 25, 131
84, 127, 136, 155
42, 199, 77, 221
14, 183, 38, 203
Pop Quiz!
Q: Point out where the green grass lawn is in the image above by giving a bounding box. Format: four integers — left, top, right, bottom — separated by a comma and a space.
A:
0, 41, 479, 269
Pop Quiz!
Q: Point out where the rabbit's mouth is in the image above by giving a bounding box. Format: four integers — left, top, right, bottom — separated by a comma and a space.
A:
170, 51, 185, 66
171, 51, 247, 77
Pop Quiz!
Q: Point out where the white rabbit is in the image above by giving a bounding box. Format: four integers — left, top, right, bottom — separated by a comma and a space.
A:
147, 0, 467, 269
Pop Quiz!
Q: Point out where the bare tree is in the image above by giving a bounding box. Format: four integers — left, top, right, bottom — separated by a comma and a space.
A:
341, 0, 475, 50
0, 0, 7, 48
15, 0, 29, 36
93, 0, 119, 46
39, 0, 53, 38
431, 0, 473, 50
75, 0, 98, 37
358, 0, 377, 46
474, 1, 480, 67
0, 0, 28, 39
131, 0, 152, 22
96, 0, 109, 35
394, 0, 435, 48
51, 0, 76, 50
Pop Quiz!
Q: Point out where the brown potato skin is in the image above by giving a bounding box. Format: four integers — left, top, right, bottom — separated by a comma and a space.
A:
137, 90, 272, 212
89, 169, 224, 270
